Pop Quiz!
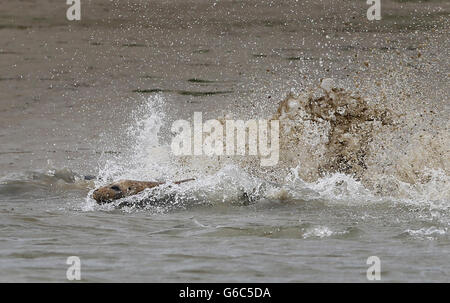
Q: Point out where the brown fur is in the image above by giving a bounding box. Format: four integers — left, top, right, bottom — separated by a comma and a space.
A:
92, 179, 195, 204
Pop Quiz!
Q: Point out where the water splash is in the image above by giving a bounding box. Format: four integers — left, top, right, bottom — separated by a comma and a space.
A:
89, 81, 448, 211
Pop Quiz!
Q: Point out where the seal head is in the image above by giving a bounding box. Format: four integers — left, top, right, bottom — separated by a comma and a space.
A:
92, 180, 161, 204
92, 179, 195, 204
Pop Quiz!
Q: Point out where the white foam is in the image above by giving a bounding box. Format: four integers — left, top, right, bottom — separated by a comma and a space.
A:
404, 227, 447, 240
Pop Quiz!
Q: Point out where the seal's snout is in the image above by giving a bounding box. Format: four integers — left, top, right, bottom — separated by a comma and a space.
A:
92, 189, 101, 202
92, 188, 108, 204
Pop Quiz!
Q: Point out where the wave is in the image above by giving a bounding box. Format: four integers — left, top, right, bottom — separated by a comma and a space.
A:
0, 169, 94, 202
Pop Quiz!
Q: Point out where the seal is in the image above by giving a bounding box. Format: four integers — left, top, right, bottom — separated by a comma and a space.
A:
92, 178, 195, 204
